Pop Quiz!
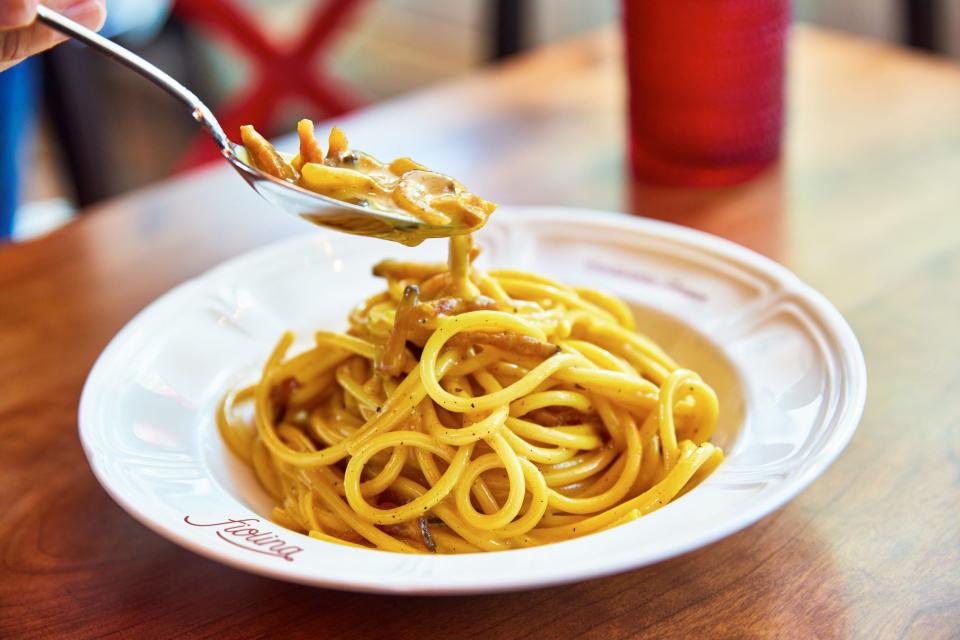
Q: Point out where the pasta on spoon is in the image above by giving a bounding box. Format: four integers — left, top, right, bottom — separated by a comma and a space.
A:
239, 121, 496, 239
221, 124, 724, 553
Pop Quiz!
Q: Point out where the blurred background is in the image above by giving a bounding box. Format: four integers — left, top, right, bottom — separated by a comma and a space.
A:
2, 0, 959, 241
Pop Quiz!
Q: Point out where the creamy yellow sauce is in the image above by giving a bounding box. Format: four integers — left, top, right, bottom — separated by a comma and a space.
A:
239, 121, 496, 238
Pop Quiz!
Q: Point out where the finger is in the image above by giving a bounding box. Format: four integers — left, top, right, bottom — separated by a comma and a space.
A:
0, 0, 38, 30
0, 0, 105, 72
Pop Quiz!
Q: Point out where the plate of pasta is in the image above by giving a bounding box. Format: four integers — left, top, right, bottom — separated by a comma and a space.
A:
79, 206, 866, 594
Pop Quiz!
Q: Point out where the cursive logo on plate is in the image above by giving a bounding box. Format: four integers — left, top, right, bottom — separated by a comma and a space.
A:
184, 516, 303, 561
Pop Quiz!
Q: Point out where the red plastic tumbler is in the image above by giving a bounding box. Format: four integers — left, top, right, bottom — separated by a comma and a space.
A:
622, 0, 789, 187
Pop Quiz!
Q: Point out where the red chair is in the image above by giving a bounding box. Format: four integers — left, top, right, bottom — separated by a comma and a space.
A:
174, 0, 367, 169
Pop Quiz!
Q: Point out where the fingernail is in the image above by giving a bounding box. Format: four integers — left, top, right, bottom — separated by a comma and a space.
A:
62, 0, 105, 30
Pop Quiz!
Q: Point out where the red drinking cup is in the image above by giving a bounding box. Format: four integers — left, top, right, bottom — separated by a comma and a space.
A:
622, 0, 790, 187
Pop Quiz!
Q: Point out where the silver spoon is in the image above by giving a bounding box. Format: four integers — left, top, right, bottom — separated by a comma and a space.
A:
36, 5, 446, 246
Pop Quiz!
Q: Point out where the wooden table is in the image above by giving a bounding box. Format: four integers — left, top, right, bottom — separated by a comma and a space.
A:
2, 25, 959, 639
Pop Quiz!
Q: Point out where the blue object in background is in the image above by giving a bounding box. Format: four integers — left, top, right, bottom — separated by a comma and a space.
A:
0, 58, 38, 240
0, 1, 170, 240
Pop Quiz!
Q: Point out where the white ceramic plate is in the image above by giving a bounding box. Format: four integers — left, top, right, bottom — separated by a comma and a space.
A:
79, 207, 866, 594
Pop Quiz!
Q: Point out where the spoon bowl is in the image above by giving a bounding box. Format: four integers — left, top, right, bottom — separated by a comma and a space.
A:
225, 144, 450, 245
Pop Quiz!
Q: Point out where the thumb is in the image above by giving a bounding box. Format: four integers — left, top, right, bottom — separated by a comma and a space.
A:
0, 0, 39, 30
1, 0, 106, 72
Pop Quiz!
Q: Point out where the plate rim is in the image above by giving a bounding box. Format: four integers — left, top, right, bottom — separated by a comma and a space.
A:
78, 206, 867, 594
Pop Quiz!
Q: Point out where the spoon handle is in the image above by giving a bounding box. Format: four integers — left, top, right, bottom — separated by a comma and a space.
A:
36, 5, 232, 155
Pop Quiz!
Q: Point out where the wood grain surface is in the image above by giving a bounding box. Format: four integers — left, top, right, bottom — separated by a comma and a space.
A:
2, 26, 959, 639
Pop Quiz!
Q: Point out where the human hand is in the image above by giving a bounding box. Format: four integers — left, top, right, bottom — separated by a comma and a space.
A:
1, 0, 106, 72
